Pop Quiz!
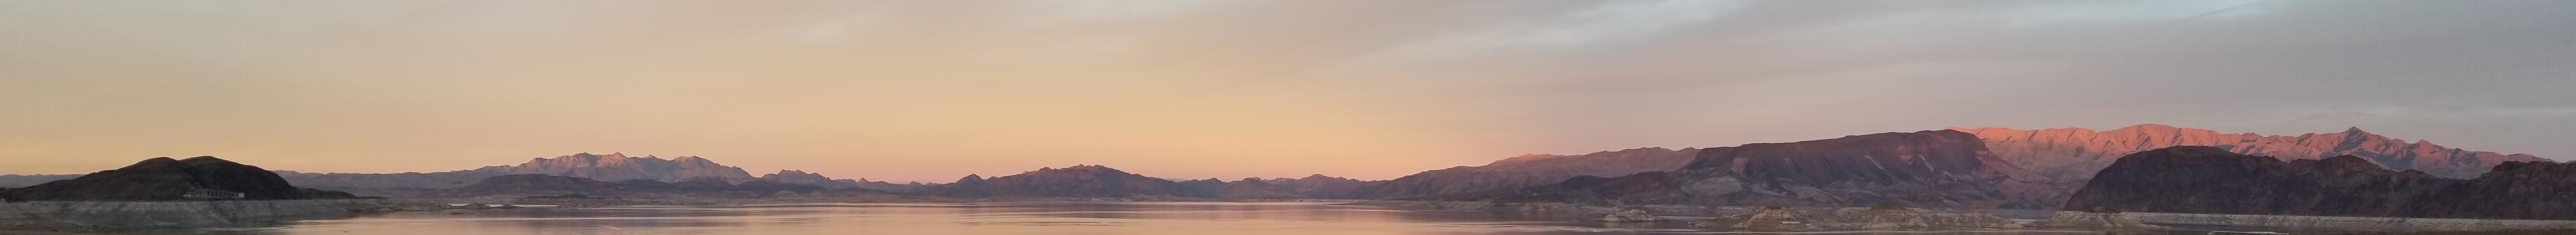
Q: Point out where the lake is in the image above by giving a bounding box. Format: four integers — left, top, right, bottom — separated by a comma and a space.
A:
215, 202, 2194, 234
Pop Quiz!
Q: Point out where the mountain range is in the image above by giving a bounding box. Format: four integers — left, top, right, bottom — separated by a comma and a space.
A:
1359, 147, 1698, 199
1435, 130, 2065, 209
1951, 124, 2549, 180
2065, 146, 2576, 220
275, 152, 758, 189
3, 123, 2558, 216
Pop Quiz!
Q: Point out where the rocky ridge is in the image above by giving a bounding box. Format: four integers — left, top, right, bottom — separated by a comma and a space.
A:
2064, 146, 2576, 220
1951, 124, 2549, 180
1442, 130, 2064, 209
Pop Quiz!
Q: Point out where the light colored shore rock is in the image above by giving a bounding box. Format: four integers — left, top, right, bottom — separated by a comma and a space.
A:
0, 199, 438, 228
2125, 212, 2576, 232
1600, 209, 1662, 222
1694, 207, 1811, 230
2030, 211, 2164, 230
1807, 207, 2022, 230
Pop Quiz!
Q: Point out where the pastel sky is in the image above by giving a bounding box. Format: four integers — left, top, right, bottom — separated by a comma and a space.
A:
3, 1, 2571, 182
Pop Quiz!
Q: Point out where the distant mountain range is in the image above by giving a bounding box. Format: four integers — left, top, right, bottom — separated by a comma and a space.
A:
1434, 130, 2065, 209
1349, 124, 2554, 205
2065, 146, 2576, 220
927, 165, 1375, 199
1359, 147, 1697, 199
1951, 124, 2549, 180
452, 174, 841, 196
3, 123, 2561, 217
275, 152, 757, 189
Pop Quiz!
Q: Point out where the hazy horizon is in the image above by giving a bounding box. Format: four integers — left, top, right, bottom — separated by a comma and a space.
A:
5, 1, 2573, 183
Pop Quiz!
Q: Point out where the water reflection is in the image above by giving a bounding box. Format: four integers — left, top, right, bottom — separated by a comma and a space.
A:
225, 202, 2188, 235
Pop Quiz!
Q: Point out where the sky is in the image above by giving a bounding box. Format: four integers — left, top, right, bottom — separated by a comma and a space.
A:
2, 1, 2571, 183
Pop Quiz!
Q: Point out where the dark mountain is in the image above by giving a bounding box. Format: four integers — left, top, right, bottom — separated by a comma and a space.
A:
1952, 124, 2551, 181
0, 174, 78, 187
1, 156, 366, 201
278, 152, 764, 189
758, 170, 860, 189
2063, 146, 2576, 220
1361, 147, 1699, 199
930, 165, 1197, 198
453, 174, 835, 196
1440, 130, 2065, 209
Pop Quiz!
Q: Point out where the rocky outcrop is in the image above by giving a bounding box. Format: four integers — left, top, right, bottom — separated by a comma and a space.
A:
276, 152, 763, 189
2, 156, 367, 201
1446, 130, 2064, 209
1951, 124, 2551, 180
1361, 147, 1699, 199
2065, 146, 2576, 220
0, 199, 435, 228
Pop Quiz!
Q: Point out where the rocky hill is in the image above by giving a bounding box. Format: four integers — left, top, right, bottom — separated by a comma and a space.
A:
1951, 124, 2550, 181
2064, 146, 2576, 220
1361, 147, 1699, 199
1, 156, 366, 201
1440, 130, 2065, 209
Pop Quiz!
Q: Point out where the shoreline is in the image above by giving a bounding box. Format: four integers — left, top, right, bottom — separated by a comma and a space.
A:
0, 199, 441, 233
14, 199, 2576, 234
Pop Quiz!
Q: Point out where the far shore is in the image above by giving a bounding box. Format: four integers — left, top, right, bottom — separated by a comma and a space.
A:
12, 198, 2576, 234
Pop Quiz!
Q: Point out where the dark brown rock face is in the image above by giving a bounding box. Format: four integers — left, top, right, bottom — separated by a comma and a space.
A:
1361, 147, 1699, 199
1952, 124, 2551, 181
1446, 130, 2064, 209
2065, 146, 2576, 220
932, 165, 1193, 198
1, 156, 366, 201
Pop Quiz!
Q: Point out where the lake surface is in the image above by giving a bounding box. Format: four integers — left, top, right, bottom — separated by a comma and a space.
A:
216, 202, 2196, 234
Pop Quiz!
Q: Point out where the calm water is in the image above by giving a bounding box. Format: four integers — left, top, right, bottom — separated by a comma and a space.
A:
215, 202, 2180, 234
